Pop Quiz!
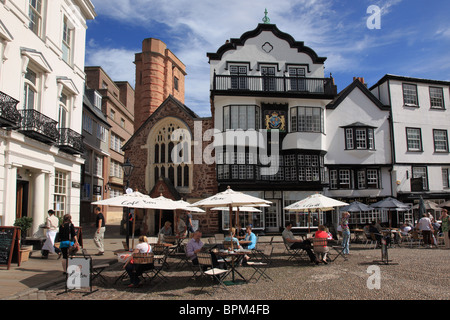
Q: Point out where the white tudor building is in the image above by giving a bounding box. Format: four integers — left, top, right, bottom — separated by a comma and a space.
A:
0, 0, 96, 235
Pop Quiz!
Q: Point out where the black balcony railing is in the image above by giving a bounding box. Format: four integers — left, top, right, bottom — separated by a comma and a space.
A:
18, 109, 59, 144
0, 91, 21, 128
213, 75, 337, 96
58, 128, 84, 155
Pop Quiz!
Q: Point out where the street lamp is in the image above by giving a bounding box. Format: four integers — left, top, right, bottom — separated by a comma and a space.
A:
121, 158, 134, 248
122, 158, 134, 190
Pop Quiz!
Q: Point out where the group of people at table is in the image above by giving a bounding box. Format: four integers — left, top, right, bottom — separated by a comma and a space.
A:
122, 220, 258, 287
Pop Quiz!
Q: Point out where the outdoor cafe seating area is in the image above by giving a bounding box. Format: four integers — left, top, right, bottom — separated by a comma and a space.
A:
87, 189, 448, 294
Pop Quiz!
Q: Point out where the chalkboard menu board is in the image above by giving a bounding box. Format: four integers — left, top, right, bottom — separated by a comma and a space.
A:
0, 227, 19, 270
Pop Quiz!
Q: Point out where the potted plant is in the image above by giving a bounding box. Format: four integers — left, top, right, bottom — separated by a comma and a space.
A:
14, 217, 34, 263
14, 216, 33, 241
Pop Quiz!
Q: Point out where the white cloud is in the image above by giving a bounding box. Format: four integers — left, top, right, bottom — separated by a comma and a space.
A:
85, 46, 137, 86
88, 0, 433, 114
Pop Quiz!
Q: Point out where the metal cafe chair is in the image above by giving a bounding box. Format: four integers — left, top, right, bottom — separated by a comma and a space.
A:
246, 245, 273, 283
197, 252, 229, 295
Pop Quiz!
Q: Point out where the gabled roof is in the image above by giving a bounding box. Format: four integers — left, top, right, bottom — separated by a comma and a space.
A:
326, 79, 390, 111
122, 95, 204, 150
207, 23, 327, 64
369, 74, 450, 91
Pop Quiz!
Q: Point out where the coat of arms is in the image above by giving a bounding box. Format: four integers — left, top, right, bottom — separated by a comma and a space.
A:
265, 111, 285, 132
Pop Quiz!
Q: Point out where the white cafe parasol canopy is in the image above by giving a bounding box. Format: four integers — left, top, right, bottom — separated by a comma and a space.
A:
189, 187, 271, 229
284, 193, 348, 232
211, 206, 262, 212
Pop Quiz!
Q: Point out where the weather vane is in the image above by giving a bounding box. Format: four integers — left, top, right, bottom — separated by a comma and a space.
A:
262, 8, 270, 24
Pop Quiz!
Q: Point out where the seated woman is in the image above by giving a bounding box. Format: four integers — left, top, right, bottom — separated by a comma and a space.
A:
314, 225, 330, 264
123, 236, 152, 288
159, 221, 173, 242
224, 227, 242, 249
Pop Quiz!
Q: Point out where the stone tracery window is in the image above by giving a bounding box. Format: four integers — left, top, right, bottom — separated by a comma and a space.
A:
148, 119, 191, 191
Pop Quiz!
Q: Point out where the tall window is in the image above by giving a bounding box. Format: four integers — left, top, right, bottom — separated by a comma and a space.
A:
97, 124, 107, 142
93, 155, 103, 177
290, 106, 324, 133
150, 121, 191, 190
82, 113, 93, 134
261, 66, 276, 91
442, 168, 450, 189
412, 166, 428, 191
23, 68, 39, 110
223, 105, 260, 130
62, 15, 72, 63
289, 67, 306, 91
406, 127, 422, 151
58, 93, 68, 129
430, 87, 444, 109
403, 83, 418, 106
111, 133, 124, 154
54, 170, 67, 218
29, 0, 43, 36
110, 160, 123, 179
433, 129, 448, 152
230, 65, 248, 90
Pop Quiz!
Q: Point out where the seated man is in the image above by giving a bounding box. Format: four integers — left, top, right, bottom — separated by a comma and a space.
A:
282, 221, 318, 264
186, 230, 221, 268
243, 225, 257, 250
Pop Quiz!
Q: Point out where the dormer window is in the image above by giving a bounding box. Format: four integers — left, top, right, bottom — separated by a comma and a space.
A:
342, 123, 375, 150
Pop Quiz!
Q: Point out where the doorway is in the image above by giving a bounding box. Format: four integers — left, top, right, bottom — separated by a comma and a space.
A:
265, 199, 280, 232
16, 180, 29, 220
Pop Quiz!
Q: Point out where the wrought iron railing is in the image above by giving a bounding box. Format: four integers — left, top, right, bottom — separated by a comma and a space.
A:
58, 128, 84, 154
213, 75, 337, 95
18, 109, 59, 143
0, 91, 21, 127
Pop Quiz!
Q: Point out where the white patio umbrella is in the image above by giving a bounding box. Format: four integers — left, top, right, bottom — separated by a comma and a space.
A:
284, 193, 348, 232
189, 186, 271, 232
174, 200, 205, 213
92, 190, 154, 248
211, 206, 262, 212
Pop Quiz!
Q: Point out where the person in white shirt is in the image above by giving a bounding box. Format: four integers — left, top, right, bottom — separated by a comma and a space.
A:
41, 209, 61, 259
123, 236, 152, 287
417, 214, 433, 248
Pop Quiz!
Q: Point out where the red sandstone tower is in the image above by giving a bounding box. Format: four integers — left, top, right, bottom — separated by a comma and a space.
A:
134, 38, 187, 132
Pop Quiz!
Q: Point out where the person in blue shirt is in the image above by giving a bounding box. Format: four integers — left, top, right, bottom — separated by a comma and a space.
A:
244, 225, 257, 249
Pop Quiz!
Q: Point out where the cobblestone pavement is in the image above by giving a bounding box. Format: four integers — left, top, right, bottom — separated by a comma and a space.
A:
27, 243, 450, 301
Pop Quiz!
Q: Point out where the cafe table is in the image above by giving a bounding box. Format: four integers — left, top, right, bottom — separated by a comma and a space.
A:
216, 249, 251, 283
351, 229, 364, 243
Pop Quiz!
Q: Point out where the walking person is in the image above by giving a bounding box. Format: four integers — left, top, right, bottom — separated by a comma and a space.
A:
186, 212, 194, 238
41, 209, 61, 259
441, 209, 450, 249
417, 213, 433, 248
58, 214, 78, 274
93, 207, 106, 255
341, 212, 351, 255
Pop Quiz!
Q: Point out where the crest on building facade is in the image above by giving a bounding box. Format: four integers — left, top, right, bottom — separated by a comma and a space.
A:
265, 111, 286, 132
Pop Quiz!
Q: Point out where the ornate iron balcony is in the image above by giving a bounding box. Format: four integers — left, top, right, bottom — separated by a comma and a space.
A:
58, 128, 84, 155
0, 91, 21, 128
18, 109, 59, 144
212, 75, 337, 97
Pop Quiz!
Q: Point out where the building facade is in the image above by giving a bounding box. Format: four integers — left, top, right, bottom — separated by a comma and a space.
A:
80, 87, 111, 224
84, 66, 135, 224
0, 0, 95, 235
125, 22, 450, 235
123, 38, 218, 236
208, 23, 338, 232
370, 75, 450, 207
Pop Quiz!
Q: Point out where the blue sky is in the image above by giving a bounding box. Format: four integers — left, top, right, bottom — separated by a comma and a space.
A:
86, 0, 450, 117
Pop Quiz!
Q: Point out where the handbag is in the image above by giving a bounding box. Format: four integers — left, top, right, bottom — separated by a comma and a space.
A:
68, 242, 80, 255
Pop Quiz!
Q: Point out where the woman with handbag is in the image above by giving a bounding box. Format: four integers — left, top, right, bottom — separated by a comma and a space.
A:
58, 214, 79, 274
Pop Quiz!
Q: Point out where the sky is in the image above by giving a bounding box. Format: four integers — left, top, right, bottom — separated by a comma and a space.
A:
85, 0, 450, 117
